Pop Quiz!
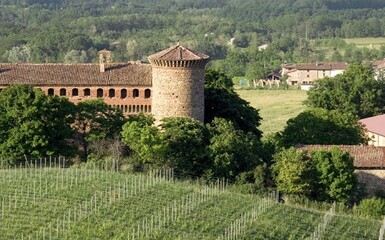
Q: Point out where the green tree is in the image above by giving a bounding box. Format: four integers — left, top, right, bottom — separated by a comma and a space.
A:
159, 117, 210, 177
272, 147, 358, 202
207, 118, 262, 181
311, 147, 357, 202
204, 69, 262, 138
0, 85, 75, 164
121, 114, 163, 165
72, 99, 125, 160
276, 108, 367, 147
306, 64, 385, 118
272, 148, 314, 195
6, 45, 32, 63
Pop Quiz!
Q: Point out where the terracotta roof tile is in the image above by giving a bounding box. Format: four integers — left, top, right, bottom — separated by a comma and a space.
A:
372, 59, 385, 69
297, 145, 385, 168
283, 62, 348, 71
359, 114, 385, 137
148, 44, 209, 61
0, 63, 152, 86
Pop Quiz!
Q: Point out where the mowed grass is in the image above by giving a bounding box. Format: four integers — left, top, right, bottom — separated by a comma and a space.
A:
344, 37, 385, 48
237, 90, 308, 136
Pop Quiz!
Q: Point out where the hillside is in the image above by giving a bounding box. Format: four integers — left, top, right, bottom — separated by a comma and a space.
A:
2, 0, 385, 64
0, 166, 381, 239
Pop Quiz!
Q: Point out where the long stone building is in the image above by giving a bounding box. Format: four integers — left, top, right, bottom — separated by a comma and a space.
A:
0, 44, 209, 123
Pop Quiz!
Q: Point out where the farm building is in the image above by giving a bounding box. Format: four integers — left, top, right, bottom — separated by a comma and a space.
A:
359, 114, 385, 147
0, 44, 209, 123
281, 62, 348, 87
297, 145, 385, 196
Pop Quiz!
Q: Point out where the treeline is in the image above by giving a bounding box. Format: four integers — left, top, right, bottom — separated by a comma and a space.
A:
2, 0, 385, 70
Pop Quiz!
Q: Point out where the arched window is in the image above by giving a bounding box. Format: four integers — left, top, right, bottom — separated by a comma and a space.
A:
144, 105, 148, 112
120, 89, 127, 99
133, 89, 139, 98
60, 88, 66, 96
72, 88, 79, 96
84, 88, 91, 96
109, 89, 115, 98
97, 88, 103, 98
48, 88, 54, 96
144, 89, 151, 99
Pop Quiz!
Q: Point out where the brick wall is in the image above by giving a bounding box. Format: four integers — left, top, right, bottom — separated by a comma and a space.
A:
39, 86, 152, 115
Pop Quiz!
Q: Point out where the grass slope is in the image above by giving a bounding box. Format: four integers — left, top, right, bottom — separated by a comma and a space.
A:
236, 90, 308, 136
0, 167, 381, 239
345, 38, 385, 48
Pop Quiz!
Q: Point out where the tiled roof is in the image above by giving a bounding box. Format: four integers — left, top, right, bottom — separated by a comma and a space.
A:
372, 59, 385, 69
297, 145, 385, 168
0, 63, 152, 86
282, 62, 348, 71
148, 44, 209, 61
359, 114, 385, 137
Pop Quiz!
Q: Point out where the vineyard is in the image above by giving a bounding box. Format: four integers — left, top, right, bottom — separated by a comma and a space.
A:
0, 160, 383, 239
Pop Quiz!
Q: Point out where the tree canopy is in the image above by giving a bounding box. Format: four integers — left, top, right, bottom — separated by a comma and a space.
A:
0, 85, 74, 164
72, 99, 126, 160
306, 64, 385, 119
273, 147, 358, 202
204, 69, 262, 138
276, 108, 367, 147
122, 115, 264, 181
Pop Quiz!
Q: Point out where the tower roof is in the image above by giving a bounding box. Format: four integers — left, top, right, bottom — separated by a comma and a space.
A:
148, 44, 209, 61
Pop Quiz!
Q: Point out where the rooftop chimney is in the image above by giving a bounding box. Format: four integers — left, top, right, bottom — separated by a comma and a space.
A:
98, 49, 112, 73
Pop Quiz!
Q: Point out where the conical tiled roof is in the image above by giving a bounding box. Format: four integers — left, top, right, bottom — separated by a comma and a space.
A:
148, 44, 209, 61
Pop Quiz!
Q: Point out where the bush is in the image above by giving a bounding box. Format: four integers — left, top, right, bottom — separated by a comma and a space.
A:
357, 198, 385, 219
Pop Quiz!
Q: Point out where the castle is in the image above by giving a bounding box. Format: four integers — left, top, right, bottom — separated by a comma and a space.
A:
0, 44, 209, 123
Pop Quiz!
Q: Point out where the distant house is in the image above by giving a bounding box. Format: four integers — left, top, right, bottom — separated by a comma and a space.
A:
282, 62, 348, 88
297, 145, 385, 196
359, 114, 385, 147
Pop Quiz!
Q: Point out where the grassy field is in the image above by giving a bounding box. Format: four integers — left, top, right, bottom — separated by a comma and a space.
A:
344, 37, 385, 48
237, 89, 308, 136
0, 167, 381, 239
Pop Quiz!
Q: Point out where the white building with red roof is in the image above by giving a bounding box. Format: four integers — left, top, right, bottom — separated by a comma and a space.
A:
281, 62, 348, 87
359, 114, 385, 147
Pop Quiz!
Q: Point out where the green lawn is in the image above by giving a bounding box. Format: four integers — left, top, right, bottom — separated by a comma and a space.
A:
237, 89, 308, 136
344, 37, 385, 48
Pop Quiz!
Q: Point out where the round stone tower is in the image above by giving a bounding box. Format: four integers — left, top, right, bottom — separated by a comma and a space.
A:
148, 44, 209, 124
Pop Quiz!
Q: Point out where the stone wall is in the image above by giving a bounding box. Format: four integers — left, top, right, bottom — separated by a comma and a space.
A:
355, 169, 385, 196
151, 66, 205, 124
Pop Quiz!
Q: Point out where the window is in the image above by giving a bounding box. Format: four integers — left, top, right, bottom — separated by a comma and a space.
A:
72, 88, 79, 96
48, 88, 54, 96
144, 89, 151, 99
84, 88, 91, 96
133, 89, 139, 98
97, 88, 103, 98
60, 88, 66, 96
120, 89, 127, 98
307, 75, 310, 78
109, 89, 115, 98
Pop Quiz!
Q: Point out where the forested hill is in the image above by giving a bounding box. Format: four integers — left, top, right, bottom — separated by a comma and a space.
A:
2, 0, 385, 63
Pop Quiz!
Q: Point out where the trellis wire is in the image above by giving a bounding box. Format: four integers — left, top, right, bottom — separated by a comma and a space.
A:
309, 202, 336, 240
